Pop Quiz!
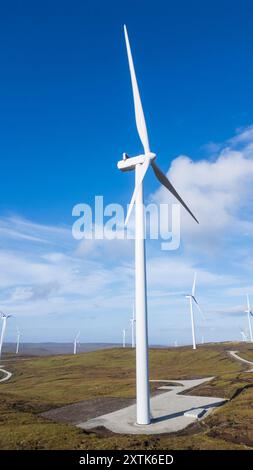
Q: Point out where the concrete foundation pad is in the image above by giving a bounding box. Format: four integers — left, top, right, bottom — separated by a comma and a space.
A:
78, 377, 226, 435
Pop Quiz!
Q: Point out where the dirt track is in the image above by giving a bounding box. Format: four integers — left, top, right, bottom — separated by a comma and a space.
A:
41, 397, 135, 425
0, 366, 12, 383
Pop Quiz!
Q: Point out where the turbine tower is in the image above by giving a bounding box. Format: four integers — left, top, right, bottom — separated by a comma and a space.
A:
245, 295, 253, 342
118, 26, 198, 425
185, 273, 203, 350
16, 327, 21, 355
73, 331, 80, 355
130, 304, 136, 348
0, 312, 11, 359
122, 329, 126, 348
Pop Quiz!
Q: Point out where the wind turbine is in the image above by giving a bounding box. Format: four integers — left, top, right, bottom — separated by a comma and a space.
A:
117, 26, 198, 425
240, 329, 248, 342
130, 304, 136, 348
0, 312, 11, 359
122, 329, 126, 348
73, 332, 80, 355
185, 273, 203, 350
245, 295, 253, 342
16, 327, 21, 355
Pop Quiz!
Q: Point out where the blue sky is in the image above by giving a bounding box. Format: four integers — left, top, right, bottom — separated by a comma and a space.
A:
1, 0, 253, 345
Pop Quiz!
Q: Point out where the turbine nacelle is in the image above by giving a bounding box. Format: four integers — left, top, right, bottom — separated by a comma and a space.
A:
118, 152, 156, 172
245, 309, 253, 317
0, 312, 11, 319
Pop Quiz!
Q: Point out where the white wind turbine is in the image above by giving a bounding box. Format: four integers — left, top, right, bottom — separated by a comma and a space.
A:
118, 26, 198, 425
245, 295, 253, 342
73, 331, 80, 355
240, 329, 248, 342
185, 273, 204, 350
122, 328, 126, 348
130, 304, 136, 348
16, 327, 21, 355
0, 312, 11, 359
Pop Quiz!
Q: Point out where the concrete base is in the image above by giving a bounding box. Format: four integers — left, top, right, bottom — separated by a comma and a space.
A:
78, 377, 226, 435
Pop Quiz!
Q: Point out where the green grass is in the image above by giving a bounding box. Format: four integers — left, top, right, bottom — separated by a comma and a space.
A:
0, 343, 253, 450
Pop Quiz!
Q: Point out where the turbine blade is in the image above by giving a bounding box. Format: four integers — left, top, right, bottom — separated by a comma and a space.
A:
151, 161, 199, 224
125, 156, 151, 226
124, 25, 150, 154
192, 296, 205, 319
192, 272, 197, 297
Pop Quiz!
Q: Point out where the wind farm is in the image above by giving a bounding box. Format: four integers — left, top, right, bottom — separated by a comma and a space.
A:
1, 2, 253, 456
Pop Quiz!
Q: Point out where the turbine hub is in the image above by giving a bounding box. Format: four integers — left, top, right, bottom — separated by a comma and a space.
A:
118, 152, 156, 172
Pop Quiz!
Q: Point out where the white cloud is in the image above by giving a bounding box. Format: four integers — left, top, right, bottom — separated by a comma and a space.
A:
0, 215, 71, 246
151, 127, 253, 248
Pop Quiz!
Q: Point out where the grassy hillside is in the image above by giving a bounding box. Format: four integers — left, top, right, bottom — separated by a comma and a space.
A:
0, 343, 253, 450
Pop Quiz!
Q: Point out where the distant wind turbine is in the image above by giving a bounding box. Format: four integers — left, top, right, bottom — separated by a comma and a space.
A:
245, 295, 253, 342
0, 312, 11, 359
16, 327, 21, 355
118, 25, 198, 426
240, 329, 248, 342
122, 329, 126, 348
73, 331, 80, 355
185, 273, 204, 350
130, 305, 136, 348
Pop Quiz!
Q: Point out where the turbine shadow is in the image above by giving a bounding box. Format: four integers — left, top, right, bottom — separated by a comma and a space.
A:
151, 401, 223, 424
